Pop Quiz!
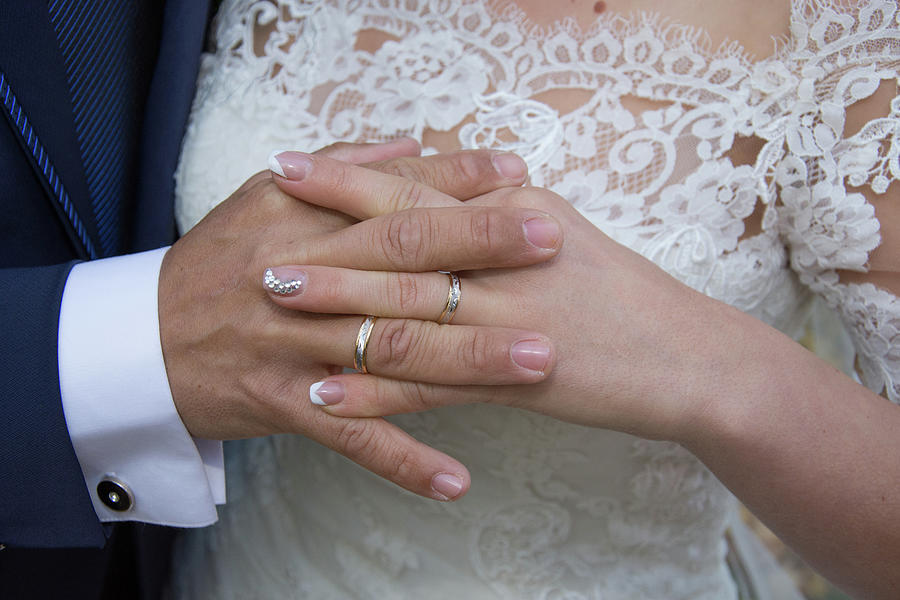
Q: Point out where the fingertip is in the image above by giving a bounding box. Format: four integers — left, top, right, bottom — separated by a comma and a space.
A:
492, 152, 528, 183
523, 214, 562, 251
389, 136, 422, 157
263, 267, 307, 299
430, 471, 470, 501
268, 150, 312, 181
510, 337, 555, 378
310, 379, 345, 406
267, 150, 288, 177
345, 137, 422, 164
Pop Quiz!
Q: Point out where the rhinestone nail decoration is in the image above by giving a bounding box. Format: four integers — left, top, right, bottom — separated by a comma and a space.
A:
264, 268, 304, 295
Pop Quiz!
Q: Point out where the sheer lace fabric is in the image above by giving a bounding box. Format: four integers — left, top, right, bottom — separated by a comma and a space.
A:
170, 1, 900, 598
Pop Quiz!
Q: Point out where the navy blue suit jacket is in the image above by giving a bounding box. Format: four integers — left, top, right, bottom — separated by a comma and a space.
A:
0, 1, 210, 597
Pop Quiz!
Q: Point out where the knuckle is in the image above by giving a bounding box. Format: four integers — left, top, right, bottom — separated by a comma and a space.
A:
373, 379, 431, 414
381, 156, 431, 183
239, 176, 283, 216
425, 152, 489, 196
391, 272, 423, 313
399, 381, 432, 413
246, 170, 273, 189
380, 211, 431, 268
456, 329, 495, 371
452, 151, 491, 185
384, 445, 417, 483
467, 209, 504, 257
382, 157, 422, 181
391, 179, 428, 212
329, 160, 357, 197
381, 159, 430, 210
251, 243, 276, 273
334, 419, 380, 457
237, 368, 294, 432
373, 319, 422, 369
252, 232, 292, 270
317, 273, 345, 306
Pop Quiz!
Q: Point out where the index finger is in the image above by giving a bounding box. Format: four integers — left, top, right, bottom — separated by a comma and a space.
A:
268, 150, 528, 219
307, 411, 471, 502
293, 205, 563, 272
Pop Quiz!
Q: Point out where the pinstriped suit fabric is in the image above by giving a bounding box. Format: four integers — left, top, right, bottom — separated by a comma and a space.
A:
47, 0, 139, 256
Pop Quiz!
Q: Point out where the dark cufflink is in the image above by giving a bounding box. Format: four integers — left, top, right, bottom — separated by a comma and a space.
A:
97, 477, 133, 512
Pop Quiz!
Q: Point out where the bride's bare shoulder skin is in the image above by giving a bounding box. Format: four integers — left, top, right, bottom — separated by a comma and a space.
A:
514, 0, 791, 59
253, 0, 791, 63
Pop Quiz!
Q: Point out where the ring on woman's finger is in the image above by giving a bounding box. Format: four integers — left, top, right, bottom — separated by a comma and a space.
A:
436, 271, 461, 324
354, 315, 378, 373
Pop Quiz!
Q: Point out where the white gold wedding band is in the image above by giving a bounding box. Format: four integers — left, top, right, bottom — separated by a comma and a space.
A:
354, 315, 377, 373
437, 271, 461, 324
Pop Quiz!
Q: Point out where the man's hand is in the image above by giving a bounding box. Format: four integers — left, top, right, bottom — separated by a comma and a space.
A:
158, 144, 562, 501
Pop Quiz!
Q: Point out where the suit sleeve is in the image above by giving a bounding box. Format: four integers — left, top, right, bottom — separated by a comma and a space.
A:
0, 263, 106, 548
1, 251, 226, 549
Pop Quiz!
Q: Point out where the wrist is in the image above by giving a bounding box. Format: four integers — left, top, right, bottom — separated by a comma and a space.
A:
667, 299, 794, 451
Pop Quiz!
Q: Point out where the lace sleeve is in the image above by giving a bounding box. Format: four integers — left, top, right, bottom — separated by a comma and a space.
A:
767, 1, 900, 401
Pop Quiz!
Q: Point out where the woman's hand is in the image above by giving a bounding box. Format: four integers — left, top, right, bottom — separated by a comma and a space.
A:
265, 179, 748, 443
160, 145, 563, 502
268, 156, 900, 599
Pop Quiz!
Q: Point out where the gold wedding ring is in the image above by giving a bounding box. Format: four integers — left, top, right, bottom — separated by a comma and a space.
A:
437, 271, 461, 324
354, 315, 378, 373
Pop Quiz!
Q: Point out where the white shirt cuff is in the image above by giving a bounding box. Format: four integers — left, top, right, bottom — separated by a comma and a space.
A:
58, 247, 225, 527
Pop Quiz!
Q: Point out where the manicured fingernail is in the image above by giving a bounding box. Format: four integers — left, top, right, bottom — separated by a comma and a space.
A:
263, 267, 307, 296
523, 216, 560, 249
268, 150, 312, 180
511, 340, 551, 372
492, 152, 527, 180
431, 473, 463, 500
309, 381, 344, 406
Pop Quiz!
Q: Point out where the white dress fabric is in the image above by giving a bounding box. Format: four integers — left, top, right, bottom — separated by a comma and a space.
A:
169, 1, 900, 598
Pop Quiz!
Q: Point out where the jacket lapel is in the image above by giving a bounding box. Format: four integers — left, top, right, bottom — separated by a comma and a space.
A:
0, 2, 100, 259
132, 0, 212, 251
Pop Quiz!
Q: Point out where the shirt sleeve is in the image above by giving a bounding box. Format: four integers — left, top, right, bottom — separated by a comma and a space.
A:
58, 247, 225, 526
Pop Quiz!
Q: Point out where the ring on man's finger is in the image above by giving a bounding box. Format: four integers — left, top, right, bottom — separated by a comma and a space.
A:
436, 271, 461, 324
354, 315, 378, 373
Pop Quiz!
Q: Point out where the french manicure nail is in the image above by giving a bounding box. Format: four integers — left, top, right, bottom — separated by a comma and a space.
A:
492, 152, 527, 180
431, 473, 463, 500
511, 340, 551, 373
523, 217, 561, 250
263, 267, 307, 296
309, 381, 344, 406
267, 150, 312, 180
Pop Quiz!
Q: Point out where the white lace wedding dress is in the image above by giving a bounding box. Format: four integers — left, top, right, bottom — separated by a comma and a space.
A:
168, 1, 900, 598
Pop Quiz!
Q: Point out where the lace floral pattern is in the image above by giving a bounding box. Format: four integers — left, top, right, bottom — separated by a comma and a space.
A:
171, 1, 900, 597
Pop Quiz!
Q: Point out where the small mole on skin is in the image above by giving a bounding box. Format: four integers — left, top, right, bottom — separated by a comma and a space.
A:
593, 1, 606, 13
